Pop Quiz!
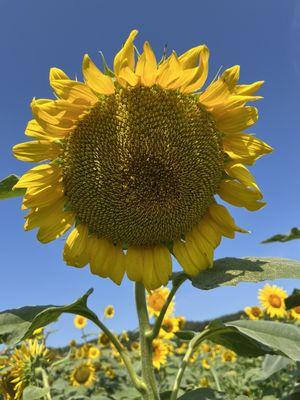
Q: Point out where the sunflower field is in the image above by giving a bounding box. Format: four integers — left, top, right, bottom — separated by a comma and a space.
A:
1, 285, 300, 400
1, 20, 300, 400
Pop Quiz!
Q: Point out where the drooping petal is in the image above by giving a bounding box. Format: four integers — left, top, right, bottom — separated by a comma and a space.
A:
218, 179, 266, 211
223, 133, 273, 165
216, 106, 258, 133
13, 164, 61, 190
208, 203, 248, 238
224, 161, 260, 191
64, 225, 90, 268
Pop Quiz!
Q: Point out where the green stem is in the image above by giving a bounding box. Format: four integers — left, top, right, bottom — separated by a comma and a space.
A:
36, 367, 51, 400
135, 283, 160, 400
210, 367, 221, 392
92, 312, 147, 396
148, 277, 187, 341
170, 336, 197, 400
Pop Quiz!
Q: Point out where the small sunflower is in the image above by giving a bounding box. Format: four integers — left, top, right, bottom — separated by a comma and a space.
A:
13, 30, 272, 290
104, 368, 116, 379
130, 341, 140, 351
104, 305, 115, 318
74, 315, 87, 329
290, 306, 300, 321
259, 284, 287, 318
98, 333, 111, 347
199, 377, 210, 388
88, 346, 100, 359
9, 340, 50, 399
244, 305, 263, 320
152, 339, 169, 370
70, 361, 96, 387
147, 287, 174, 317
159, 316, 179, 339
221, 350, 237, 363
175, 343, 187, 354
201, 358, 211, 370
75, 346, 86, 359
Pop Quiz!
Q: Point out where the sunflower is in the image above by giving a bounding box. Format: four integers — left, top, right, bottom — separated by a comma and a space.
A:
130, 341, 140, 351
159, 316, 179, 339
199, 376, 210, 388
290, 306, 300, 321
88, 346, 100, 359
13, 30, 272, 290
70, 362, 96, 387
9, 340, 50, 399
147, 287, 174, 317
244, 305, 263, 320
0, 373, 17, 400
201, 358, 211, 370
258, 284, 287, 318
74, 315, 87, 329
104, 368, 116, 379
152, 339, 169, 370
98, 333, 111, 347
104, 305, 115, 318
221, 349, 237, 363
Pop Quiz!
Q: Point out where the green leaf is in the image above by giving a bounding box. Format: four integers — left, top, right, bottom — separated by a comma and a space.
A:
285, 289, 300, 309
0, 175, 25, 200
177, 388, 224, 399
22, 386, 50, 400
0, 289, 97, 345
175, 330, 196, 341
223, 320, 300, 360
253, 355, 293, 381
262, 227, 300, 243
190, 320, 300, 360
191, 257, 300, 290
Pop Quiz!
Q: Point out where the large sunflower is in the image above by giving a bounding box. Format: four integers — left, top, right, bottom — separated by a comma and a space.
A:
13, 30, 272, 290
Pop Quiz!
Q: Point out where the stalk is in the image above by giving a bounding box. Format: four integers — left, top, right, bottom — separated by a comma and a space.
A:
135, 283, 160, 400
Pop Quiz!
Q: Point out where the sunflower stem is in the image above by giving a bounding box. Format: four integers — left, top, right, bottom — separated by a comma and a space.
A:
210, 366, 222, 392
148, 276, 187, 341
91, 312, 147, 395
36, 367, 52, 400
170, 336, 197, 400
135, 282, 160, 400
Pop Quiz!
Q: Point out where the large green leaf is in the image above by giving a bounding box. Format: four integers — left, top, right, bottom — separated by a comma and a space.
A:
191, 257, 300, 290
22, 386, 50, 400
285, 289, 300, 309
185, 320, 300, 360
0, 175, 25, 200
177, 388, 224, 399
0, 289, 97, 345
211, 320, 300, 360
253, 355, 293, 382
262, 227, 300, 243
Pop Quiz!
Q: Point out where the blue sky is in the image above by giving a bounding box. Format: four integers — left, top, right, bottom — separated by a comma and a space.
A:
1, 0, 300, 347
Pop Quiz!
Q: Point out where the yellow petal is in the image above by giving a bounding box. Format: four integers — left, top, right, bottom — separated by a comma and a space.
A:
50, 67, 98, 104
82, 55, 115, 95
153, 246, 172, 286
173, 240, 201, 276
179, 46, 209, 93
126, 246, 143, 282
224, 162, 260, 191
13, 140, 61, 162
118, 59, 139, 87
223, 133, 273, 165
218, 179, 265, 211
221, 65, 240, 90
136, 41, 157, 86
25, 119, 57, 140
178, 44, 209, 69
22, 183, 64, 209
236, 81, 264, 96
114, 30, 138, 76
64, 225, 89, 268
13, 164, 61, 189
157, 52, 182, 88
196, 215, 222, 248
208, 203, 248, 238
216, 106, 258, 133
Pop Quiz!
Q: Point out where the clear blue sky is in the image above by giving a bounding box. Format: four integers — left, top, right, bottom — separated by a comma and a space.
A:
1, 0, 300, 347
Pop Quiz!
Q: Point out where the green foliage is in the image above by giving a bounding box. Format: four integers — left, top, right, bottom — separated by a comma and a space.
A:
0, 289, 96, 345
0, 175, 25, 200
285, 289, 300, 309
262, 228, 300, 243
22, 386, 50, 400
191, 257, 300, 290
253, 355, 294, 382
177, 388, 223, 399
